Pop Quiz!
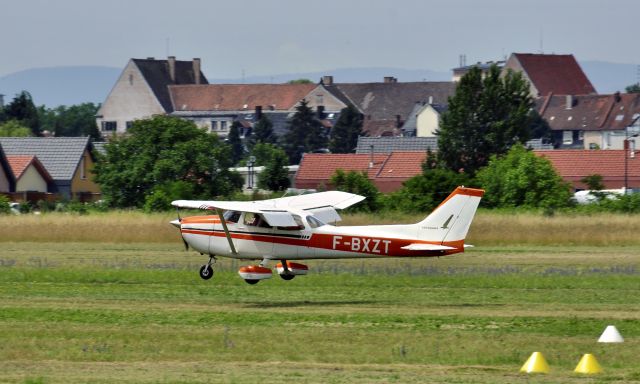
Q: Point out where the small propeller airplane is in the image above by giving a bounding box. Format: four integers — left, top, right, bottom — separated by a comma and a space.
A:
170, 186, 484, 284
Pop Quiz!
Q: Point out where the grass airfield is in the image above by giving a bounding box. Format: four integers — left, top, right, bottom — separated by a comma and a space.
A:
1, 213, 640, 383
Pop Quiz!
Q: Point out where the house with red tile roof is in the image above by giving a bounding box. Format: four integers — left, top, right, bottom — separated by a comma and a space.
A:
536, 150, 640, 190
503, 53, 596, 97
538, 93, 640, 149
6, 155, 53, 193
295, 152, 426, 193
169, 83, 346, 138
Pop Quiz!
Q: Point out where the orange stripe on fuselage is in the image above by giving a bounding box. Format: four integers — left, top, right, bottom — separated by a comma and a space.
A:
181, 228, 464, 257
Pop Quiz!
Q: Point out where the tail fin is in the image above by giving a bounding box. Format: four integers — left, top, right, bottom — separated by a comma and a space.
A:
417, 187, 484, 244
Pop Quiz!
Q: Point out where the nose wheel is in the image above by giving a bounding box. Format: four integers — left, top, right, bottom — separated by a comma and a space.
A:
199, 256, 216, 280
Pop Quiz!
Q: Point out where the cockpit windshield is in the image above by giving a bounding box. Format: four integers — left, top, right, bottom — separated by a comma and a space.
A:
223, 210, 241, 223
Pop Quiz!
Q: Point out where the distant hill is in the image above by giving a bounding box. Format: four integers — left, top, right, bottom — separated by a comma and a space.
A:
0, 66, 121, 108
0, 61, 637, 108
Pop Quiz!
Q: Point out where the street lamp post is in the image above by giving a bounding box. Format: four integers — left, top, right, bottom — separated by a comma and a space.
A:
624, 120, 640, 194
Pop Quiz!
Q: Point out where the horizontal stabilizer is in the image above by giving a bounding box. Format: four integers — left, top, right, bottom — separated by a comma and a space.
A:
401, 243, 457, 251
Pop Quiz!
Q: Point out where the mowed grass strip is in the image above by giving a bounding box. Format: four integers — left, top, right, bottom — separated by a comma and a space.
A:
1, 242, 640, 383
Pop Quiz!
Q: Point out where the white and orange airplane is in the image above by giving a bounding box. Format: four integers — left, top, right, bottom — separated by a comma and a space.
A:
171, 186, 484, 284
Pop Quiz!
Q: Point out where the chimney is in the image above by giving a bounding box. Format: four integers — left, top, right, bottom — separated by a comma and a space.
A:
168, 56, 176, 83
565, 95, 573, 110
395, 114, 402, 128
192, 58, 201, 85
322, 75, 333, 85
384, 76, 395, 83
317, 105, 325, 119
428, 96, 433, 104
614, 91, 621, 103
255, 105, 262, 120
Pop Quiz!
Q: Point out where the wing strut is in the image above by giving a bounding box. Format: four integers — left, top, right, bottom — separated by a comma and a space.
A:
216, 208, 237, 255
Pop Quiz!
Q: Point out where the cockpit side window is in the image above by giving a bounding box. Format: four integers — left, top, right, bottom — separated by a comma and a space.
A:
223, 210, 241, 223
277, 214, 305, 230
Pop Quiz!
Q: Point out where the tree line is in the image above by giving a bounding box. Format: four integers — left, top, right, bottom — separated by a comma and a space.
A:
0, 91, 100, 138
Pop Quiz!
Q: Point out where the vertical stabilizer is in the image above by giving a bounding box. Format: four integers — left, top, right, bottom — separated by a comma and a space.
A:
417, 187, 484, 243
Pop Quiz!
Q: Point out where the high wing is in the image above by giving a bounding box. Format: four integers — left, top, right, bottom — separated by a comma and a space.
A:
171, 191, 365, 226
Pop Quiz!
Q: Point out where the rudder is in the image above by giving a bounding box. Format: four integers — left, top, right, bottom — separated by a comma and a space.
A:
417, 187, 484, 243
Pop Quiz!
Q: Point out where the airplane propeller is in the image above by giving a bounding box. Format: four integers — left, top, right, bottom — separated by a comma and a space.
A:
170, 212, 189, 251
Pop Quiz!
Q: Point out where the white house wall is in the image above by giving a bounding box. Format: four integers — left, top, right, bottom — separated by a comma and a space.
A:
96, 60, 166, 135
16, 164, 48, 192
416, 107, 440, 137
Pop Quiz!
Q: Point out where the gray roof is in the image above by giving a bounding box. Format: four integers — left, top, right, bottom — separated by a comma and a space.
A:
133, 58, 208, 113
356, 136, 438, 153
326, 82, 455, 121
0, 137, 91, 180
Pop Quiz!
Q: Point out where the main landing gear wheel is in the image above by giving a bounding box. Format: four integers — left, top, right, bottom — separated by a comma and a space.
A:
279, 274, 295, 281
199, 265, 214, 280
244, 279, 259, 285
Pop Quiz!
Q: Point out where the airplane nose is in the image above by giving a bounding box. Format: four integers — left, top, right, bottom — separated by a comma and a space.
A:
170, 219, 181, 228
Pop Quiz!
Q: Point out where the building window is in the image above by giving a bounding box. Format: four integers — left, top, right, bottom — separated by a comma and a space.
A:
126, 121, 133, 130
129, 74, 134, 86
563, 130, 573, 145
220, 121, 228, 131
211, 121, 218, 131
102, 121, 117, 131
316, 94, 324, 105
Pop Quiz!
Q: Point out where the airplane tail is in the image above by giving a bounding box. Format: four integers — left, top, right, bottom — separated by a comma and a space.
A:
416, 187, 484, 244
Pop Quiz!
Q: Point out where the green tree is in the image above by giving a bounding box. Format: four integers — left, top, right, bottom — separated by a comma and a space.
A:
247, 115, 277, 148
257, 147, 291, 192
283, 99, 327, 164
476, 144, 572, 209
250, 143, 281, 166
38, 103, 101, 139
287, 79, 313, 84
0, 120, 32, 137
625, 83, 640, 93
3, 91, 40, 136
329, 169, 379, 212
94, 116, 243, 209
227, 121, 245, 165
329, 104, 364, 153
436, 65, 534, 175
386, 168, 469, 213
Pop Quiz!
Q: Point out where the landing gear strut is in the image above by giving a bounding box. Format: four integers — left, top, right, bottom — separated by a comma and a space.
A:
199, 256, 216, 280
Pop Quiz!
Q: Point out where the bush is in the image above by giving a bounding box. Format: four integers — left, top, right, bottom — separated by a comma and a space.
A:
0, 195, 10, 214
330, 170, 379, 212
384, 168, 470, 213
144, 181, 195, 212
476, 145, 572, 210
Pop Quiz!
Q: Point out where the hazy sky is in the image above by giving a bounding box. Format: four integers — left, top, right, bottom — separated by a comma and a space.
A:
2, 0, 639, 78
